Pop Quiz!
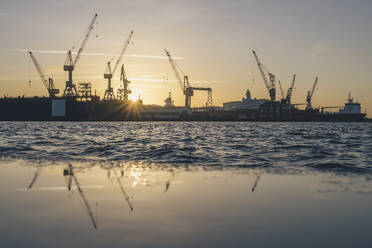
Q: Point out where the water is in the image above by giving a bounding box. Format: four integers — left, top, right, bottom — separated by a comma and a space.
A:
0, 122, 371, 173
1, 122, 372, 247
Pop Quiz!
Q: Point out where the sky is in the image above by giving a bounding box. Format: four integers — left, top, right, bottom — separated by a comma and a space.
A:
0, 0, 371, 116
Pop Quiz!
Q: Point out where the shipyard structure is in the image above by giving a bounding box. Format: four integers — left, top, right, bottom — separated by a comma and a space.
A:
0, 14, 367, 122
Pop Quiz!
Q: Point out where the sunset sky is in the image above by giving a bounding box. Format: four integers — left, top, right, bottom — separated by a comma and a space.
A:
0, 0, 371, 116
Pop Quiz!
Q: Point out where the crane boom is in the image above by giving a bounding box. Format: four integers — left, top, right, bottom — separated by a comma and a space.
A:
164, 49, 184, 93
73, 13, 98, 67
286, 74, 296, 103
310, 76, 318, 98
73, 173, 97, 228
112, 31, 134, 76
252, 50, 270, 92
28, 51, 49, 92
117, 178, 134, 211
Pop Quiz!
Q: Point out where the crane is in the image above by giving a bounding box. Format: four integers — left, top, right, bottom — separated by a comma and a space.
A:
28, 51, 59, 97
305, 77, 319, 110
104, 31, 134, 100
63, 164, 97, 228
252, 50, 276, 101
278, 81, 284, 100
285, 74, 296, 104
117, 64, 132, 101
164, 49, 212, 108
64, 14, 98, 97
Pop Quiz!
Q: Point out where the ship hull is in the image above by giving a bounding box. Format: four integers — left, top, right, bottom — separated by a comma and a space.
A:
0, 97, 368, 122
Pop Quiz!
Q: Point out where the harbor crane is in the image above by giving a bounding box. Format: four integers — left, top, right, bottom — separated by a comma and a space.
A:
252, 50, 276, 101
305, 77, 319, 110
63, 14, 98, 97
63, 164, 97, 228
28, 51, 59, 97
285, 74, 296, 104
164, 49, 212, 108
104, 31, 134, 100
117, 64, 132, 101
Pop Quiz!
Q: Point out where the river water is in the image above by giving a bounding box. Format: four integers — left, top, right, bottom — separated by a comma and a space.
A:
0, 122, 371, 247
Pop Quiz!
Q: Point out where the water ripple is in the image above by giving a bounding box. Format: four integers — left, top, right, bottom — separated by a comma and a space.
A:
0, 122, 371, 174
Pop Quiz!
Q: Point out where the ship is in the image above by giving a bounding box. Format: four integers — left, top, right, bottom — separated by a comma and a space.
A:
319, 93, 367, 121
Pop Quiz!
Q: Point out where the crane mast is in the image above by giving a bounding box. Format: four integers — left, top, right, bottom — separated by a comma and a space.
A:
28, 51, 59, 97
286, 74, 296, 104
252, 50, 276, 101
164, 49, 212, 108
64, 13, 98, 97
104, 31, 134, 100
306, 77, 319, 110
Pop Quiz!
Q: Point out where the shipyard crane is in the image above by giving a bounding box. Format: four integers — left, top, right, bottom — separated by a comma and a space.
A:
63, 165, 97, 228
278, 81, 285, 100
28, 51, 59, 97
64, 14, 98, 97
164, 49, 212, 108
285, 74, 296, 104
117, 64, 132, 101
104, 31, 134, 100
305, 77, 319, 110
252, 50, 276, 101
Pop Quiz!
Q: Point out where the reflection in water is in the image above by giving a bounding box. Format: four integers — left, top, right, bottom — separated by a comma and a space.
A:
4, 161, 372, 247
117, 178, 134, 211
63, 164, 98, 228
251, 175, 261, 192
27, 168, 41, 190
164, 171, 176, 193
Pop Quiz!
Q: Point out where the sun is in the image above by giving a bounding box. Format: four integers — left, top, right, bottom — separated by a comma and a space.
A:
129, 94, 140, 102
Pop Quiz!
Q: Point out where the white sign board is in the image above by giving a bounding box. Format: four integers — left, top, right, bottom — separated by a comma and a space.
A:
52, 99, 66, 117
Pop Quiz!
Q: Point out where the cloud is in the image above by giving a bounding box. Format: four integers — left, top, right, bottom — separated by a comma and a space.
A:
311, 43, 327, 57
0, 48, 184, 60
0, 13, 5, 16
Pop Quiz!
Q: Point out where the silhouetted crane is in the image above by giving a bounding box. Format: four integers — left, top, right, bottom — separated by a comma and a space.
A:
253, 50, 276, 101
63, 14, 98, 96
28, 51, 59, 97
285, 74, 296, 104
104, 31, 134, 100
117, 64, 132, 101
164, 49, 212, 108
305, 77, 319, 110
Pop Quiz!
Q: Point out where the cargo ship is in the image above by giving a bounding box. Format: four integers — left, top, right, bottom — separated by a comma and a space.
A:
319, 93, 367, 121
